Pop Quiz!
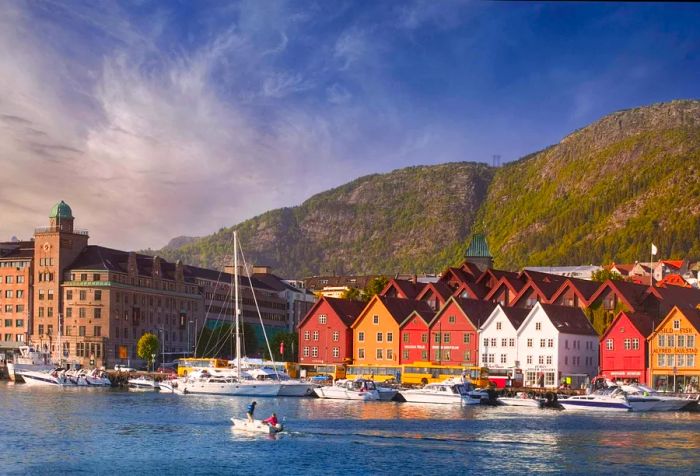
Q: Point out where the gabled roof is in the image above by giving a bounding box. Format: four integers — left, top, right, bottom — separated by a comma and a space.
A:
519, 269, 567, 285
649, 306, 700, 338
536, 303, 598, 336
379, 278, 427, 299
351, 296, 434, 328
656, 274, 692, 288
416, 282, 453, 302
481, 305, 530, 331
601, 311, 657, 340
548, 277, 601, 304
430, 297, 496, 329
399, 309, 436, 328
451, 280, 489, 300
297, 296, 365, 329
607, 263, 636, 276
477, 268, 522, 286
438, 266, 475, 288
662, 260, 685, 270
460, 261, 483, 279
511, 278, 563, 306
650, 285, 700, 311
587, 279, 652, 311
483, 275, 527, 301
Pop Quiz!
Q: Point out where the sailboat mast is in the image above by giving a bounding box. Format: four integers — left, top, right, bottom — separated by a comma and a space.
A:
234, 231, 241, 379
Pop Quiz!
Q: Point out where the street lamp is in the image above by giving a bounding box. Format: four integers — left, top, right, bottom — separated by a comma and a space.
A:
151, 353, 156, 372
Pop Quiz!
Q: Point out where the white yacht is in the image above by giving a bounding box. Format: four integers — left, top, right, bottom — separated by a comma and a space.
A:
7, 346, 54, 382
620, 384, 689, 411
559, 390, 631, 412
179, 370, 281, 396
400, 381, 481, 405
245, 367, 318, 397
128, 376, 160, 391
313, 379, 380, 401
17, 368, 73, 386
499, 392, 545, 408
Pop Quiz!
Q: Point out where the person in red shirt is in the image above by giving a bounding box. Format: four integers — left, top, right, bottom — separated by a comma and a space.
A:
262, 413, 278, 427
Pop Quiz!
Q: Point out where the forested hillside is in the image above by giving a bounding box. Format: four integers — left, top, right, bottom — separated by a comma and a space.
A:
150, 100, 700, 277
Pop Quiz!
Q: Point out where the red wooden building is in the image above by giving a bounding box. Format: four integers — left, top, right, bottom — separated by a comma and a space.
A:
599, 311, 657, 384
427, 297, 496, 366
297, 296, 365, 366
399, 309, 435, 364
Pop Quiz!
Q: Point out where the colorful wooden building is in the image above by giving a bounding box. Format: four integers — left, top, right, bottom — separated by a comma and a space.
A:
599, 311, 656, 384
297, 296, 365, 366
398, 309, 434, 364
648, 306, 700, 392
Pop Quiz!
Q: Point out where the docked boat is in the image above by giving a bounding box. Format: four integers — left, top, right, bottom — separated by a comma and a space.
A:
313, 378, 380, 401
128, 376, 160, 391
376, 385, 399, 401
559, 390, 631, 412
230, 418, 283, 434
179, 370, 281, 396
7, 346, 54, 382
400, 381, 481, 405
17, 368, 73, 386
620, 384, 689, 411
245, 367, 319, 397
499, 392, 545, 408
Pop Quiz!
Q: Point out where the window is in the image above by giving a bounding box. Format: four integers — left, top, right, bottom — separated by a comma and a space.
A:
16, 290, 23, 298
421, 333, 427, 343
667, 354, 674, 367
448, 315, 456, 324
311, 347, 318, 358
303, 347, 309, 357
688, 335, 695, 348
434, 333, 441, 344
678, 335, 685, 348
464, 351, 471, 361
15, 304, 24, 313
657, 353, 666, 366
94, 308, 102, 319
421, 350, 428, 360
94, 290, 102, 301
79, 290, 87, 300
4, 305, 12, 313
38, 324, 44, 335
373, 315, 379, 325
93, 273, 100, 281
509, 338, 515, 347
632, 338, 639, 350
4, 319, 11, 327
80, 273, 88, 281
547, 339, 554, 348
535, 322, 541, 331
115, 327, 120, 338
463, 333, 471, 344
501, 338, 507, 347
318, 314, 327, 324
496, 322, 502, 330
606, 339, 613, 350
303, 331, 310, 341
488, 354, 495, 364
79, 308, 86, 318
443, 333, 450, 344
5, 290, 13, 298
358, 348, 365, 359
673, 320, 680, 330
668, 335, 675, 347
15, 319, 23, 327
4, 276, 12, 284
332, 347, 339, 358
658, 335, 666, 347
387, 332, 393, 342
527, 355, 532, 364
483, 338, 489, 347
387, 349, 393, 360
39, 289, 45, 300
47, 290, 54, 300
546, 356, 552, 365
527, 338, 533, 348
332, 331, 339, 342
313, 331, 319, 341
47, 325, 53, 335
688, 355, 696, 367
403, 332, 409, 343
47, 307, 53, 317
403, 350, 409, 360
482, 353, 488, 364
16, 276, 24, 284
678, 354, 685, 367
565, 340, 569, 349
490, 338, 497, 347
94, 326, 101, 337
358, 332, 365, 342
377, 332, 383, 342
500, 354, 507, 364
540, 339, 546, 348
66, 290, 73, 300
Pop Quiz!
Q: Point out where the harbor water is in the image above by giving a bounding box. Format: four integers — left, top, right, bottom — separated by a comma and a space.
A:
3, 382, 700, 475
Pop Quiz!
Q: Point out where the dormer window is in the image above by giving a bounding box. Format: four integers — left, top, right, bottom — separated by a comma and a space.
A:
373, 315, 379, 325
318, 314, 327, 324
535, 322, 542, 331
673, 320, 681, 330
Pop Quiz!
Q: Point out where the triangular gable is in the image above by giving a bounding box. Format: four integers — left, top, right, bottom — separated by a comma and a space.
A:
480, 304, 529, 332
399, 309, 433, 329
648, 306, 700, 340
416, 282, 453, 302
452, 281, 488, 300
379, 278, 425, 299
587, 279, 652, 312
657, 274, 691, 288
600, 311, 657, 341
483, 275, 525, 302
510, 281, 549, 307
438, 266, 474, 289
516, 302, 596, 337
350, 295, 382, 329
549, 278, 601, 306
298, 296, 365, 329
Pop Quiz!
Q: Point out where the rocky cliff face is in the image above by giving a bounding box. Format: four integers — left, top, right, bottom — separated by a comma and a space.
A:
153, 100, 700, 276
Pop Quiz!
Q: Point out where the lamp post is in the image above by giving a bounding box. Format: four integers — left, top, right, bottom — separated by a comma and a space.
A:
151, 353, 156, 372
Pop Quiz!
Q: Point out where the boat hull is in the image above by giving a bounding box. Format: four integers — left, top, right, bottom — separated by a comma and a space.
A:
8, 363, 55, 383
499, 397, 544, 408
560, 398, 631, 412
277, 382, 318, 397
313, 387, 379, 401
399, 391, 464, 404
182, 382, 281, 397
230, 418, 283, 434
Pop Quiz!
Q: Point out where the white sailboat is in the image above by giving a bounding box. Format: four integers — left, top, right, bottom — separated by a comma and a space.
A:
179, 232, 281, 397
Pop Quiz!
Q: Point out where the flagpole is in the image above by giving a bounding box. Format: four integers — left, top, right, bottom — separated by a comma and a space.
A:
650, 246, 653, 287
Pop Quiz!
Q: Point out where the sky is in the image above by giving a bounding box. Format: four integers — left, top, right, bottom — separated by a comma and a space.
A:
1, 1, 699, 250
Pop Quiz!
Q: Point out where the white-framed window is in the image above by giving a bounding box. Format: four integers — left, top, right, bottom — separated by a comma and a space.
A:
673, 320, 681, 330
332, 347, 339, 358
527, 338, 533, 348
488, 354, 495, 364
678, 335, 685, 347
668, 335, 675, 347
538, 355, 544, 364
332, 331, 339, 342
318, 314, 327, 324
313, 331, 319, 341
303, 346, 309, 357
311, 347, 318, 358
546, 356, 552, 365
496, 322, 502, 330
688, 335, 696, 348
444, 333, 450, 344
373, 315, 379, 325
358, 348, 365, 359
448, 315, 456, 324
509, 338, 515, 347
387, 349, 393, 360
606, 338, 613, 350
358, 332, 365, 342
403, 350, 409, 360
304, 331, 310, 341
403, 332, 409, 343
376, 348, 383, 359
668, 354, 675, 367
527, 355, 532, 364
545, 372, 555, 387
463, 333, 470, 344
658, 335, 666, 347
624, 338, 631, 350
688, 355, 696, 367
483, 338, 489, 347
535, 322, 541, 331
482, 353, 488, 364
547, 339, 554, 348
490, 338, 497, 347
677, 354, 685, 367
632, 338, 639, 350
500, 354, 507, 364
501, 338, 507, 347
387, 332, 393, 342
463, 351, 471, 361
540, 339, 546, 348
376, 332, 383, 342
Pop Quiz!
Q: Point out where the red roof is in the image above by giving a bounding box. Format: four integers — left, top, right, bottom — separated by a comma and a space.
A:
379, 278, 427, 299
588, 279, 652, 312
297, 296, 365, 329
430, 297, 496, 328
656, 274, 691, 288
662, 260, 684, 269
416, 282, 453, 302
549, 277, 601, 304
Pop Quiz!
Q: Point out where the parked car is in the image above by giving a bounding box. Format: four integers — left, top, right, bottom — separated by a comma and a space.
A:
114, 364, 135, 372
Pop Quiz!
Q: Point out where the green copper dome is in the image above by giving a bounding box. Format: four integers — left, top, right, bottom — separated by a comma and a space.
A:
49, 200, 73, 219
465, 233, 492, 258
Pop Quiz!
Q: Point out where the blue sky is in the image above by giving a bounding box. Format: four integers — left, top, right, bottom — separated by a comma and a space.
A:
1, 1, 698, 250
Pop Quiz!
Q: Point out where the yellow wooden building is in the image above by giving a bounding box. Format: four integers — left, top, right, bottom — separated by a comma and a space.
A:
647, 305, 700, 392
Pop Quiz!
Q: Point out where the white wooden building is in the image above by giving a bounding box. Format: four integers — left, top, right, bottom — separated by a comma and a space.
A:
478, 305, 530, 371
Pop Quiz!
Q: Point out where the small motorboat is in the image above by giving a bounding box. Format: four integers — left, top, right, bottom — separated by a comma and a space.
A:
128, 376, 160, 391
313, 378, 380, 401
230, 418, 284, 434
499, 392, 544, 408
559, 389, 631, 412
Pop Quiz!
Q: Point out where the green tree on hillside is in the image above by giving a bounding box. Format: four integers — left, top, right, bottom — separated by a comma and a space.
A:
591, 269, 626, 282
365, 276, 389, 298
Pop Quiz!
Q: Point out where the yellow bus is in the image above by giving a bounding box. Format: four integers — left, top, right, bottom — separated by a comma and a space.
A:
177, 357, 228, 376
400, 362, 490, 387
346, 364, 401, 383
299, 363, 346, 381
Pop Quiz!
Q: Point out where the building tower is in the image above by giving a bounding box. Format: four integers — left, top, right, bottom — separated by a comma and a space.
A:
32, 201, 89, 359
465, 233, 493, 272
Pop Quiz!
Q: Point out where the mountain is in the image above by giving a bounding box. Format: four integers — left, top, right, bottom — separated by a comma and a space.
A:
151, 100, 700, 277
150, 162, 495, 276
480, 99, 700, 268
